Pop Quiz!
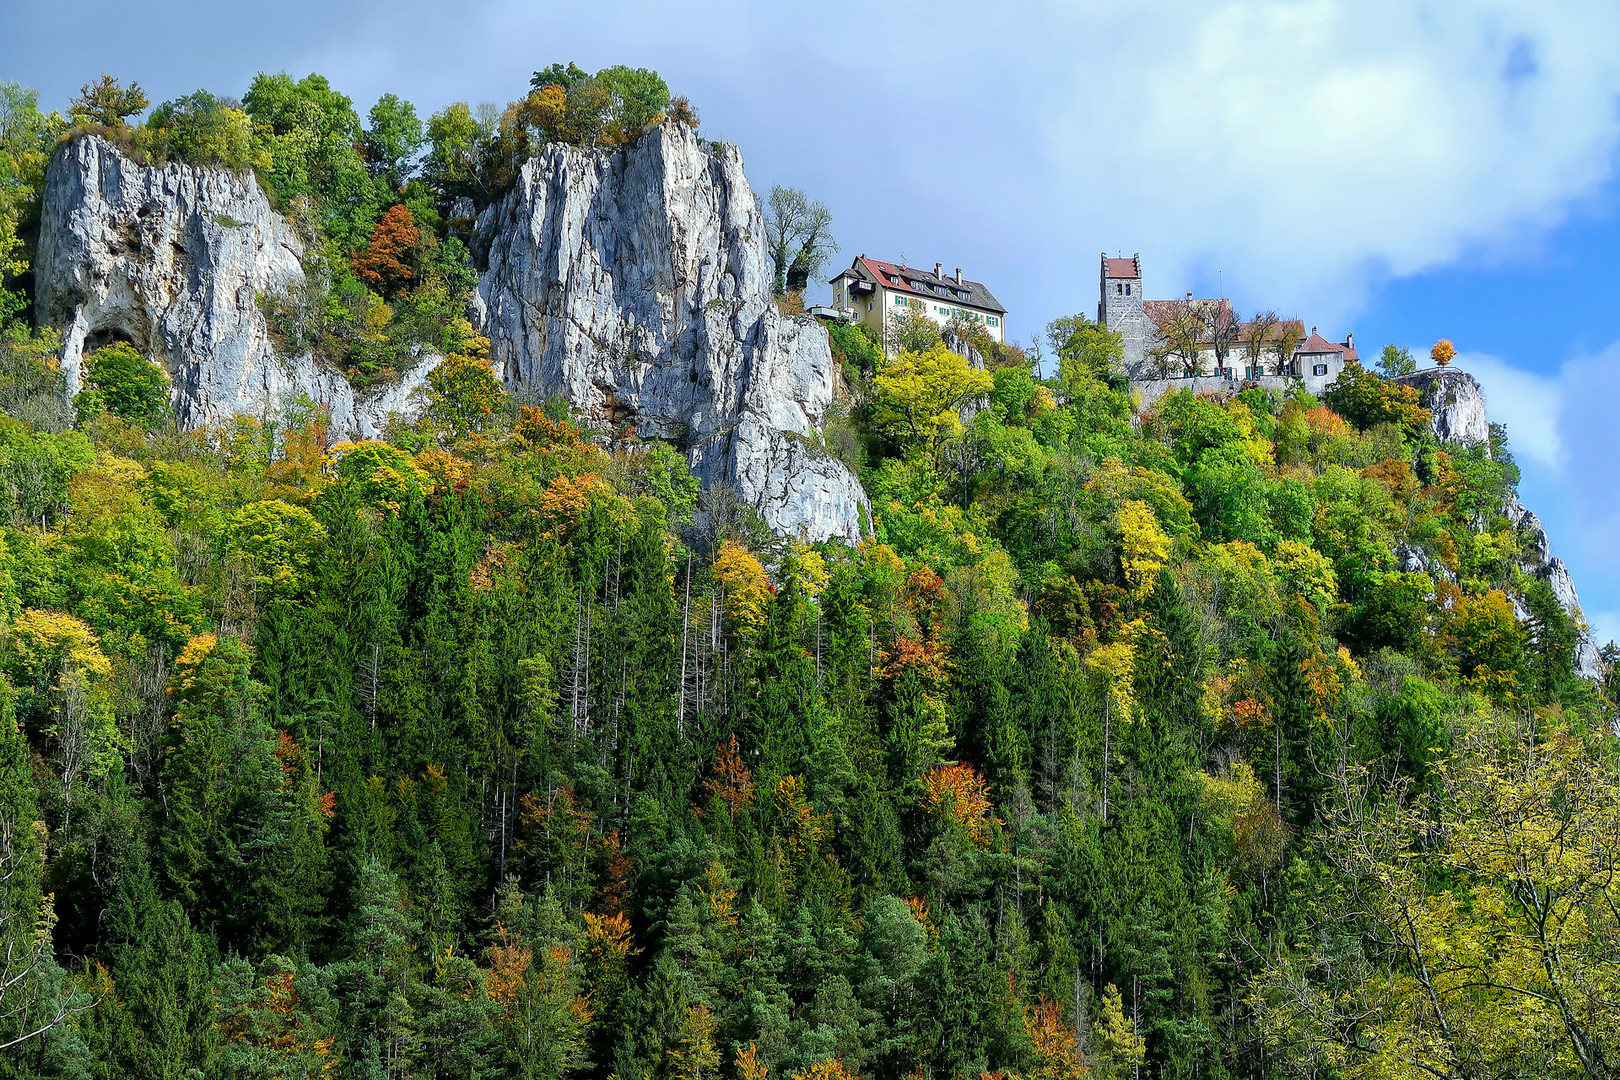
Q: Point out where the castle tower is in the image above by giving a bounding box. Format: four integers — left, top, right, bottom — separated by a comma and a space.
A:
1099, 253, 1147, 374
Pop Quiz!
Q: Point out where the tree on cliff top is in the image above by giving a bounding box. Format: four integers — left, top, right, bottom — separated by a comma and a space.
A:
764, 185, 836, 297
69, 74, 148, 129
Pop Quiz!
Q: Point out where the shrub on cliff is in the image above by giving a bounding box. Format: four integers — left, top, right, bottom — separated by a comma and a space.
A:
81, 341, 169, 427
139, 91, 264, 172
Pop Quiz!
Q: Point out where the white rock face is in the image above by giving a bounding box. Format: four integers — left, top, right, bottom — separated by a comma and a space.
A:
1402, 368, 1603, 676
35, 135, 429, 439
1394, 368, 1491, 446
474, 124, 868, 544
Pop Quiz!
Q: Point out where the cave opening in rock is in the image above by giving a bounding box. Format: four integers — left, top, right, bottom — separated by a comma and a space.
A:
83, 326, 142, 356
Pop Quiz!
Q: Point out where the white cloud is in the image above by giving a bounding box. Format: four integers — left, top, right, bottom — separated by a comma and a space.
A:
1037, 0, 1620, 320
238, 0, 1620, 329
1457, 351, 1564, 468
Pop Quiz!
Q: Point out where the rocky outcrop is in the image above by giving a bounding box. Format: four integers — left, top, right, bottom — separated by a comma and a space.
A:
473, 124, 867, 544
1505, 501, 1602, 676
1394, 367, 1490, 447
35, 130, 869, 542
1400, 368, 1601, 677
35, 134, 428, 438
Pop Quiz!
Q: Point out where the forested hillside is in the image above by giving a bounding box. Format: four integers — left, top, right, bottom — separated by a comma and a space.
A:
1, 70, 1618, 1080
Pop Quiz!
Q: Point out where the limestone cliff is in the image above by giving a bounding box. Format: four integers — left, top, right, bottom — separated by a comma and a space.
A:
1394, 367, 1491, 446
472, 124, 866, 543
34, 134, 425, 437
1396, 368, 1600, 676
37, 129, 868, 544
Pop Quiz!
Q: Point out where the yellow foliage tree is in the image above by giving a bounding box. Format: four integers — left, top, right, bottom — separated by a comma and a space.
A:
919, 762, 1001, 847
325, 440, 427, 513
1253, 723, 1620, 1078
231, 499, 328, 594
1115, 500, 1169, 597
872, 341, 994, 463
790, 1059, 861, 1080
670, 1003, 721, 1080
713, 541, 771, 637
1093, 983, 1145, 1080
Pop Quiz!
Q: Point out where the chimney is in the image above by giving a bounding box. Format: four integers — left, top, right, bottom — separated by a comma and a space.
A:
1186, 292, 1193, 300
934, 262, 944, 279
1346, 332, 1354, 348
955, 267, 963, 284
1311, 326, 1318, 337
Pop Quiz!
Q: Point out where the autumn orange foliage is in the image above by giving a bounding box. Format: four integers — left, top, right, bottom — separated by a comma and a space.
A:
790, 1059, 861, 1080
351, 204, 419, 293
537, 473, 612, 538
582, 910, 638, 994
702, 735, 755, 821
773, 775, 825, 861
1230, 697, 1269, 729
878, 568, 950, 685
1024, 996, 1088, 1080
515, 406, 586, 448
485, 925, 533, 1013
593, 828, 633, 917
736, 1043, 769, 1080
919, 763, 1000, 846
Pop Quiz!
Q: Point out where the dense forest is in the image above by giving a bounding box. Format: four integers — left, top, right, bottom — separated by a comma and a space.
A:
2, 67, 1619, 1080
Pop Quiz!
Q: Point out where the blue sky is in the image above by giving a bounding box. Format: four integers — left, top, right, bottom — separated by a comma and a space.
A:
7, 0, 1620, 643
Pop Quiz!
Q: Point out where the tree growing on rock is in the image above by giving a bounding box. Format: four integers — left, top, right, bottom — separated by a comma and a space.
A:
764, 185, 835, 297
69, 74, 148, 129
82, 342, 170, 427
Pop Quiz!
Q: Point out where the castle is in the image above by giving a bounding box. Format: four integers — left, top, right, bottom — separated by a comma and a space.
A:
1099, 254, 1357, 400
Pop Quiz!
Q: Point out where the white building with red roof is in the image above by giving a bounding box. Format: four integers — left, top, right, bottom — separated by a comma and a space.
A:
1100, 253, 1357, 397
829, 256, 1006, 353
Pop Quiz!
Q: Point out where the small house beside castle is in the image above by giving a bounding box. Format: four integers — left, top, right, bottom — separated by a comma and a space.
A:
1100, 253, 1356, 398
829, 257, 1006, 353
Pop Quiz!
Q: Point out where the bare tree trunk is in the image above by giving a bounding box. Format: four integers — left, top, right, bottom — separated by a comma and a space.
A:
54, 673, 91, 834
1101, 693, 1111, 826
678, 551, 691, 736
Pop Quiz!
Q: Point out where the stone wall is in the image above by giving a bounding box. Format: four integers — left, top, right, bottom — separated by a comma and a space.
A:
1129, 369, 1335, 408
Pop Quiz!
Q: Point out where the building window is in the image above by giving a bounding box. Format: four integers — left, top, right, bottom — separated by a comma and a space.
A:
988, 317, 998, 326
1222, 367, 1235, 379
1125, 284, 1132, 295
1116, 283, 1123, 295
894, 295, 905, 306
1313, 363, 1328, 376
866, 301, 872, 312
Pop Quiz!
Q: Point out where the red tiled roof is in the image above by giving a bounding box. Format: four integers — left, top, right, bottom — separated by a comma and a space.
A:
1298, 332, 1359, 363
1105, 257, 1138, 279
834, 257, 1007, 314
1142, 297, 1231, 325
